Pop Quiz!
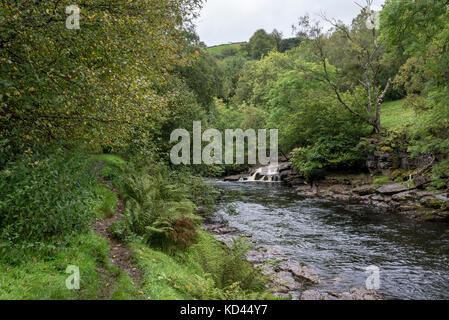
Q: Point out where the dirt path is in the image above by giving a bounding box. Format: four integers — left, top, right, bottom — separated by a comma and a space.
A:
93, 162, 142, 298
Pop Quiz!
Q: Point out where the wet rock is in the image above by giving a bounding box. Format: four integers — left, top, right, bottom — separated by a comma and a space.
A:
204, 224, 238, 234
376, 183, 411, 195
331, 193, 351, 201
392, 190, 416, 201
247, 247, 286, 264
326, 286, 383, 300
399, 203, 422, 211
278, 162, 292, 172
420, 196, 448, 209
413, 175, 432, 189
269, 271, 302, 292
353, 185, 374, 196
296, 186, 319, 198
371, 200, 393, 211
301, 290, 326, 300
224, 174, 242, 182
280, 170, 291, 180
277, 262, 321, 284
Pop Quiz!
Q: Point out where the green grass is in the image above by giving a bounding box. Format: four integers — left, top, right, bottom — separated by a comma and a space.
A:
372, 175, 393, 187
0, 232, 112, 300
381, 99, 417, 130
131, 231, 224, 300
91, 154, 127, 167
130, 231, 274, 300
206, 42, 246, 56
94, 185, 117, 218
1, 152, 272, 300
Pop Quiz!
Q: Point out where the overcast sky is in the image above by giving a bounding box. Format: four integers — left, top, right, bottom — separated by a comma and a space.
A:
195, 0, 385, 47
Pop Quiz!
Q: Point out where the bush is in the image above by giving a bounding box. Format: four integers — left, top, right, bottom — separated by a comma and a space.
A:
117, 159, 202, 249
195, 238, 266, 292
0, 149, 96, 245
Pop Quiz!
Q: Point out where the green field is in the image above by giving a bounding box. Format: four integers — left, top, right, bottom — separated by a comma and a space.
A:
206, 42, 246, 56
381, 99, 417, 130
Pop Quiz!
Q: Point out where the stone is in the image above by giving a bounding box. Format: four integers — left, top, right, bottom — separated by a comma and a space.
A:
277, 262, 321, 284
224, 175, 242, 182
301, 290, 326, 300
332, 193, 351, 201
268, 271, 302, 292
280, 170, 291, 180
413, 175, 432, 189
326, 286, 383, 300
278, 162, 292, 172
420, 194, 449, 210
392, 190, 416, 201
376, 183, 411, 195
352, 185, 374, 196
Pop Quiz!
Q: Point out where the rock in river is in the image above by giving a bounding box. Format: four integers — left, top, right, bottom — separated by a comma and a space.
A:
224, 174, 243, 182
277, 262, 321, 284
376, 183, 411, 195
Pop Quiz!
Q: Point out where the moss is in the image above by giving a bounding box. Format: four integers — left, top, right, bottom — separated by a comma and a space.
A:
391, 169, 405, 180
373, 175, 392, 187
380, 146, 394, 153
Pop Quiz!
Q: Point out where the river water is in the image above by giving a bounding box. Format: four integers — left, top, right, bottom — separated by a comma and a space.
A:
211, 181, 449, 300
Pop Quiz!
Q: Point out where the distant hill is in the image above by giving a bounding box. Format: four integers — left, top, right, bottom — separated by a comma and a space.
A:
205, 42, 247, 56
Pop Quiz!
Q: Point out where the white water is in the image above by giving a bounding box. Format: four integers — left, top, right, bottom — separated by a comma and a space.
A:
243, 164, 281, 182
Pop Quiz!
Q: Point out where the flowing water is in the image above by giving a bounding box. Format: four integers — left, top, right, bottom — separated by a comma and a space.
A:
211, 181, 449, 300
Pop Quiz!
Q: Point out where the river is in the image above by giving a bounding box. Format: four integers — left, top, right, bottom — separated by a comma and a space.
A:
211, 181, 449, 300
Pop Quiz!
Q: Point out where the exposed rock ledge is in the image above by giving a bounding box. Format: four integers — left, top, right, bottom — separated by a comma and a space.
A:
294, 176, 449, 222
204, 219, 383, 300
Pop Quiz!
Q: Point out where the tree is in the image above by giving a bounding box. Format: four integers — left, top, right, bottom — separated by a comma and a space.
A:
0, 0, 203, 160
271, 29, 283, 51
246, 29, 277, 60
294, 1, 392, 133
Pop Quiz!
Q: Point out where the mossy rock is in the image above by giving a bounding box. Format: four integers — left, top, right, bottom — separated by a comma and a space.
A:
380, 146, 394, 153
390, 169, 405, 181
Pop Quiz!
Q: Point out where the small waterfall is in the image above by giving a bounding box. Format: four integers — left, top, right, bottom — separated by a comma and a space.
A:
244, 164, 281, 183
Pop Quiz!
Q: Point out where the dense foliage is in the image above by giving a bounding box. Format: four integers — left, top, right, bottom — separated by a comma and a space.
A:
0, 149, 96, 245
0, 0, 203, 164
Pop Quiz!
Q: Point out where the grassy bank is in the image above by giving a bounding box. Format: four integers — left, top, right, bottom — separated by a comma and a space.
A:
0, 150, 271, 300
381, 99, 417, 130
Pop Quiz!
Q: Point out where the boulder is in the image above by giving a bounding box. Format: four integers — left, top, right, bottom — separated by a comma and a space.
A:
421, 195, 449, 210
277, 262, 321, 284
280, 170, 291, 180
392, 190, 416, 201
268, 271, 302, 292
224, 175, 242, 182
376, 183, 411, 195
353, 185, 374, 196
326, 286, 383, 300
278, 162, 292, 172
301, 290, 326, 301
413, 175, 432, 189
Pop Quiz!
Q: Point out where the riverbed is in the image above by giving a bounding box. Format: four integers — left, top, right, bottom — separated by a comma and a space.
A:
210, 181, 449, 300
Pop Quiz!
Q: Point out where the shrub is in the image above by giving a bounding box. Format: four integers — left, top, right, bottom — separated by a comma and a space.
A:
118, 159, 202, 249
0, 149, 96, 245
195, 238, 266, 292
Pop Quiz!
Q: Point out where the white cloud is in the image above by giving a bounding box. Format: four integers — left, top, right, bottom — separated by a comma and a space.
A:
195, 0, 385, 46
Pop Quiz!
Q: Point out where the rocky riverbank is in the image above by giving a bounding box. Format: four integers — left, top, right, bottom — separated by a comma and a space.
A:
204, 219, 383, 300
294, 174, 449, 223
226, 159, 449, 223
